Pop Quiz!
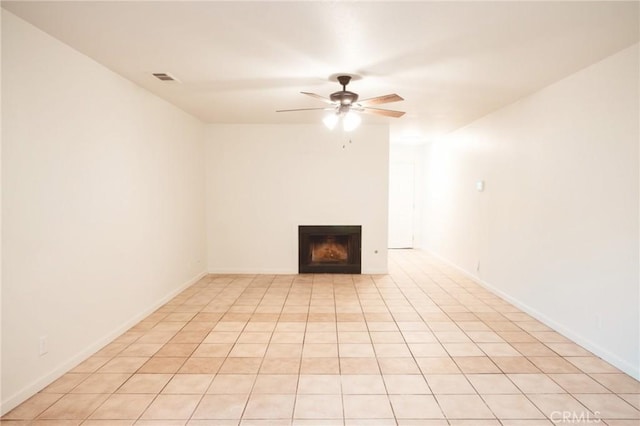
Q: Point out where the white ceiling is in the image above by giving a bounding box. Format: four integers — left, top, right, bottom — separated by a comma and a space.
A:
3, 1, 639, 144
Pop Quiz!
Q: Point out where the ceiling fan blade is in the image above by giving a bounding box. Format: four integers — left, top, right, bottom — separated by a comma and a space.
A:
360, 107, 406, 118
358, 93, 404, 106
276, 107, 332, 113
301, 92, 334, 104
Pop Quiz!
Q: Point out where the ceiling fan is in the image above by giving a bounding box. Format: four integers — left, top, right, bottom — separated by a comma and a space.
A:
277, 75, 405, 131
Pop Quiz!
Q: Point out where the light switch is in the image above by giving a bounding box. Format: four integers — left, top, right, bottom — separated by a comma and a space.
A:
476, 180, 485, 192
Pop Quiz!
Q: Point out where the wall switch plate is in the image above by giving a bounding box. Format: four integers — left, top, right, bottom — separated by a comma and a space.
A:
476, 180, 485, 192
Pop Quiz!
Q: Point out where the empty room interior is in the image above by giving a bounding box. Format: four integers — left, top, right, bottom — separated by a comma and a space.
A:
1, 1, 639, 425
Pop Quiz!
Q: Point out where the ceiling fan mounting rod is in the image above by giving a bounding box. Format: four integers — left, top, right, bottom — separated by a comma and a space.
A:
337, 75, 352, 91
331, 76, 359, 106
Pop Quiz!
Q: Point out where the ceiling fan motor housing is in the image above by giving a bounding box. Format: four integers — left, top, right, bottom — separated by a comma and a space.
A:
330, 90, 359, 105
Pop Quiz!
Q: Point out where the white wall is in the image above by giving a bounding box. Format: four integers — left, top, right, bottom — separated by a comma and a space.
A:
1, 12, 207, 412
421, 44, 639, 378
0, 7, 4, 410
205, 124, 389, 274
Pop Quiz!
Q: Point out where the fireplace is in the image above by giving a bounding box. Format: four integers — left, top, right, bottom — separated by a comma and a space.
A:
298, 225, 361, 274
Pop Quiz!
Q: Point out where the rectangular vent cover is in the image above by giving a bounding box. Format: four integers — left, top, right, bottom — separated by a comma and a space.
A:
152, 73, 177, 82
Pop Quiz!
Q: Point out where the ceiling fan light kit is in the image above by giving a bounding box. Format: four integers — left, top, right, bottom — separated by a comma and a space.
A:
277, 75, 405, 132
322, 110, 362, 132
322, 113, 339, 130
342, 111, 362, 132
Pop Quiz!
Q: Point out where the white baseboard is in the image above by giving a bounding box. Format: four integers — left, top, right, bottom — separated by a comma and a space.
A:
208, 270, 389, 275
0, 271, 207, 415
208, 268, 297, 275
424, 249, 640, 380
207, 268, 389, 275
362, 268, 389, 275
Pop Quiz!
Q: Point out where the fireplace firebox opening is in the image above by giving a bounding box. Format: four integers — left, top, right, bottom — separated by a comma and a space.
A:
299, 225, 361, 274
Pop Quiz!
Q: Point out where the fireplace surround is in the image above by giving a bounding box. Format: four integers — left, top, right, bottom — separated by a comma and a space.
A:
298, 225, 361, 274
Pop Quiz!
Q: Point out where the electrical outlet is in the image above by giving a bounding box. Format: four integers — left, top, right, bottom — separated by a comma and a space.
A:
39, 336, 48, 356
596, 314, 603, 330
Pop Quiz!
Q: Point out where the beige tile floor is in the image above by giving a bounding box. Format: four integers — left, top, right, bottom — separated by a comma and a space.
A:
3, 249, 639, 425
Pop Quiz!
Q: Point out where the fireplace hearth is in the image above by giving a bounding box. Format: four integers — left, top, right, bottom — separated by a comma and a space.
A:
298, 225, 361, 274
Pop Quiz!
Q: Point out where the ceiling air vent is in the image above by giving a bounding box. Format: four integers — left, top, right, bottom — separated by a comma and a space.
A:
152, 72, 179, 82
